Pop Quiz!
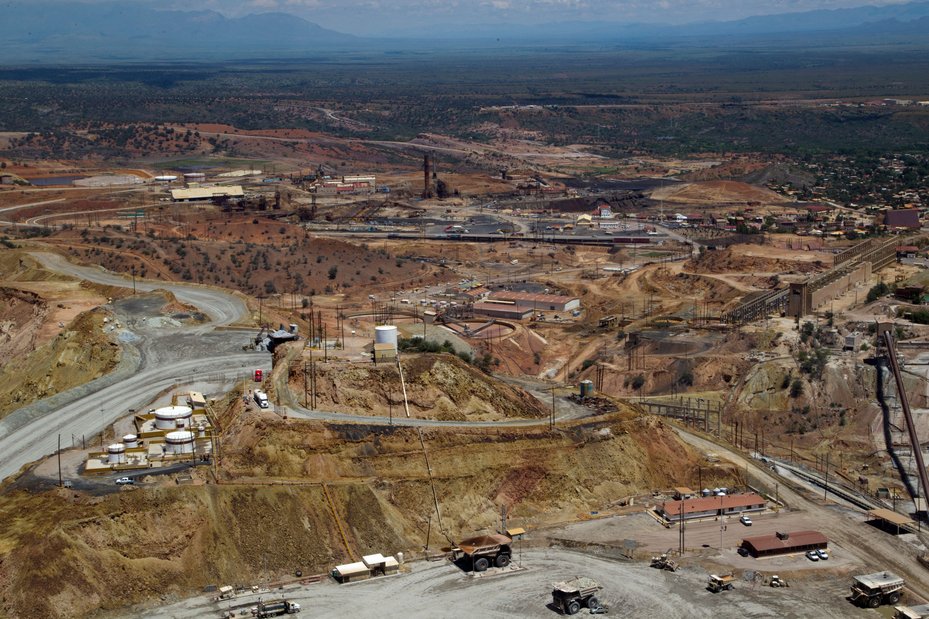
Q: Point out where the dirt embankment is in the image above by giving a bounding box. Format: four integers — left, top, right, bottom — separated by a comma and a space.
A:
686, 247, 824, 275
0, 391, 726, 619
0, 308, 120, 418
0, 287, 48, 367
287, 353, 548, 421
0, 251, 120, 419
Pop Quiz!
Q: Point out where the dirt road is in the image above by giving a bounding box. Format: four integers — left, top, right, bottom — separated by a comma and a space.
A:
0, 253, 267, 482
132, 548, 869, 619
674, 428, 929, 602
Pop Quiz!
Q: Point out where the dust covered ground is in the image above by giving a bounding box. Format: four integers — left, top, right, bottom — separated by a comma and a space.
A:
132, 547, 872, 619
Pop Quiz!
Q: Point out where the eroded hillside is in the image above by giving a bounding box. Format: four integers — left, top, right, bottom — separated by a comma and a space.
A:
0, 387, 733, 619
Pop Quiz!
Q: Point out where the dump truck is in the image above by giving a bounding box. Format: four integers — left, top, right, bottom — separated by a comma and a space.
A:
851, 572, 904, 608
551, 577, 605, 615
895, 604, 929, 619
707, 574, 736, 593
451, 534, 512, 572
650, 553, 678, 572
254, 600, 300, 617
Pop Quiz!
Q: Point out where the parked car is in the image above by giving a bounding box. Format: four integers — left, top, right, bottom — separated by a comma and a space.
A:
739, 515, 752, 526
816, 549, 829, 560
806, 550, 819, 561
115, 477, 134, 486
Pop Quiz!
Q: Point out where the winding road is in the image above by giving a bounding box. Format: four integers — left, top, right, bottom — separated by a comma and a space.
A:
0, 253, 267, 482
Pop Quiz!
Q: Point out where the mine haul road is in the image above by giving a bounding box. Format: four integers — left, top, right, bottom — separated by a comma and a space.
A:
0, 252, 265, 482
7, 254, 928, 606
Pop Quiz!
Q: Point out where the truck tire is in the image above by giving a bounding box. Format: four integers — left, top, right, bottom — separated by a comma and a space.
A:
888, 592, 901, 604
587, 596, 600, 610
473, 557, 490, 572
495, 554, 511, 568
566, 601, 581, 615
868, 596, 881, 608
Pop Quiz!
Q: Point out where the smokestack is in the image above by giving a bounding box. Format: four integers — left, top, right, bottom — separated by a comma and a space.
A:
423, 153, 431, 198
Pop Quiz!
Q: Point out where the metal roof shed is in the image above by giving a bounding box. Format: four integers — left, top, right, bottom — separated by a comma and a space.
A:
333, 561, 371, 583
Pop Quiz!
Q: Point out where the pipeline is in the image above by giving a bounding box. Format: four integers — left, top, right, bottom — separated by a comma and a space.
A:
321, 483, 355, 561
396, 354, 452, 544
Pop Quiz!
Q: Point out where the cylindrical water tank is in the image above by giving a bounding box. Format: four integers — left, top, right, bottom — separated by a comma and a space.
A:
122, 434, 138, 448
197, 424, 206, 437
154, 405, 193, 430
579, 380, 595, 398
165, 430, 195, 454
107, 443, 126, 464
375, 325, 398, 349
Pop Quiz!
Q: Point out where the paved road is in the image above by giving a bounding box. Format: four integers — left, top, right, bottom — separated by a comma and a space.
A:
0, 253, 266, 482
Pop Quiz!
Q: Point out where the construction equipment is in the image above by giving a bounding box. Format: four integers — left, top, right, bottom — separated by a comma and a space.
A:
895, 604, 929, 619
650, 552, 678, 572
451, 534, 512, 572
707, 574, 736, 593
769, 575, 788, 588
551, 577, 605, 615
851, 572, 904, 608
254, 600, 300, 617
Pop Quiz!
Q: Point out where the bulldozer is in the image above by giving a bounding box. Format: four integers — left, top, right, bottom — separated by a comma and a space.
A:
769, 575, 788, 588
650, 552, 678, 572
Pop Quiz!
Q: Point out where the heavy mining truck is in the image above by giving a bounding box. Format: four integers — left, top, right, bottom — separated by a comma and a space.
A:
451, 534, 512, 572
850, 572, 904, 608
254, 600, 300, 617
551, 577, 605, 615
707, 574, 736, 593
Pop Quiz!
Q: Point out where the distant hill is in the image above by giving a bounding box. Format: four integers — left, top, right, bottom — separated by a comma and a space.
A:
0, 3, 356, 61
5, 0, 929, 62
391, 1, 929, 43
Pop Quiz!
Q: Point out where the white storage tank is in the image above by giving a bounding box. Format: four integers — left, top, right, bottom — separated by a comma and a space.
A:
165, 430, 195, 454
122, 434, 139, 448
154, 405, 193, 430
375, 325, 398, 350
107, 443, 127, 464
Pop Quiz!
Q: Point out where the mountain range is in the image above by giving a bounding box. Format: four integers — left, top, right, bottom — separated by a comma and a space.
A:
4, 1, 929, 62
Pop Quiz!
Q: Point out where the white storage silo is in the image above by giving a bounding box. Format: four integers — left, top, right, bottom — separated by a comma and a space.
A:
375, 325, 398, 350
154, 405, 193, 430
107, 443, 127, 464
165, 430, 195, 454
122, 434, 139, 448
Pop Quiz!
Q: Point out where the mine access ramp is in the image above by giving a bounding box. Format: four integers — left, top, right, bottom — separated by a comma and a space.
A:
851, 571, 904, 608
551, 577, 605, 615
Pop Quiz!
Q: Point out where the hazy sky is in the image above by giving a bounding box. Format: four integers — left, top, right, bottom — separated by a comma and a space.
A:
29, 0, 923, 35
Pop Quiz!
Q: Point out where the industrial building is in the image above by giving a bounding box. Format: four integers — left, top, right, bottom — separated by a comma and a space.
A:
739, 530, 828, 558
472, 300, 534, 320
487, 291, 580, 313
658, 492, 766, 522
171, 185, 244, 201
332, 552, 400, 583
83, 393, 214, 474
312, 175, 376, 195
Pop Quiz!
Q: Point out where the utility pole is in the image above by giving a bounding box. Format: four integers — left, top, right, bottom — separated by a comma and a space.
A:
551, 387, 556, 430
57, 434, 62, 488
824, 452, 830, 501
303, 362, 308, 407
